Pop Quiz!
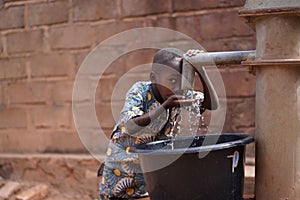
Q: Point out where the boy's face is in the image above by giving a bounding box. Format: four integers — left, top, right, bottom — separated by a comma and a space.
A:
152, 59, 182, 101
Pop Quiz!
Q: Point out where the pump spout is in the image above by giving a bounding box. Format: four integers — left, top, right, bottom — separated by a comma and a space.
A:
181, 59, 195, 90
184, 50, 255, 66
181, 50, 255, 90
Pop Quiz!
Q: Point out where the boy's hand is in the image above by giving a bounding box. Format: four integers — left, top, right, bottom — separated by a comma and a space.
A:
162, 95, 197, 109
184, 49, 206, 74
185, 49, 204, 57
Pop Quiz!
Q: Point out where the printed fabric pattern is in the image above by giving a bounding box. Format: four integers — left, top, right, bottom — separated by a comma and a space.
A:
99, 81, 203, 199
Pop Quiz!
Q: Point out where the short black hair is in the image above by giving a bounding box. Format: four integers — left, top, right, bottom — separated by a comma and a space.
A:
152, 48, 183, 73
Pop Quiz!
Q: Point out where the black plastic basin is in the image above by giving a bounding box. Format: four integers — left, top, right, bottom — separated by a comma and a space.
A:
131, 133, 254, 200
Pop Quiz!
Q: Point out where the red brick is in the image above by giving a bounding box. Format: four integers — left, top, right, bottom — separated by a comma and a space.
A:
8, 82, 49, 104
95, 102, 115, 128
0, 130, 85, 153
231, 98, 255, 130
239, 126, 255, 137
103, 57, 127, 76
0, 34, 3, 55
223, 98, 238, 132
121, 0, 170, 17
220, 0, 246, 7
225, 36, 256, 51
51, 130, 87, 153
109, 102, 124, 122
172, 0, 205, 11
0, 57, 27, 80
0, 84, 3, 104
175, 15, 200, 40
221, 67, 255, 97
32, 105, 71, 128
145, 16, 175, 29
198, 10, 253, 40
73, 0, 118, 22
49, 24, 94, 49
124, 51, 155, 72
6, 29, 44, 54
72, 103, 101, 129
201, 36, 256, 51
163, 40, 203, 56
73, 51, 89, 73
246, 142, 255, 158
102, 127, 112, 138
172, 0, 245, 11
52, 81, 73, 103
72, 78, 98, 102
95, 75, 118, 102
0, 108, 27, 128
0, 5, 24, 30
225, 98, 255, 132
29, 53, 73, 77
94, 20, 144, 44
28, 1, 68, 26
73, 50, 120, 76
69, 128, 109, 155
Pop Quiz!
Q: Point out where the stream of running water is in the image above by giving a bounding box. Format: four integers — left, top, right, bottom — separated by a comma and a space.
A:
167, 90, 208, 149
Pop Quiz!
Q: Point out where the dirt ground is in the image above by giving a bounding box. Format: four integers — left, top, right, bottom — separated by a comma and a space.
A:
0, 178, 97, 200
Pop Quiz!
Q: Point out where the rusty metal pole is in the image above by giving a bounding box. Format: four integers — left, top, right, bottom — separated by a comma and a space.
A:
240, 1, 300, 199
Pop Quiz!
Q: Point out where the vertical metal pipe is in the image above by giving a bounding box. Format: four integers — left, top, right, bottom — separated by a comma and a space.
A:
254, 17, 300, 200
240, 1, 300, 199
255, 66, 300, 199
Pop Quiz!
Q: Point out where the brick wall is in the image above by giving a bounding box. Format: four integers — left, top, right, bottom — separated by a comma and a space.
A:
0, 0, 256, 154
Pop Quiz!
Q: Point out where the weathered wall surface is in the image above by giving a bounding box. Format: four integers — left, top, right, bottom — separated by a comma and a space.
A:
0, 0, 256, 153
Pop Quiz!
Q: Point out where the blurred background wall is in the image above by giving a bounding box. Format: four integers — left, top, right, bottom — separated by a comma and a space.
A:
0, 0, 256, 154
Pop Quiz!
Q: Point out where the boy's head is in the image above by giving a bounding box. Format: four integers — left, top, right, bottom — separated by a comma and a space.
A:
150, 48, 184, 102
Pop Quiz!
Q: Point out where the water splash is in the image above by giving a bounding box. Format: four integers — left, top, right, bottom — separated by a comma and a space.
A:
168, 90, 208, 139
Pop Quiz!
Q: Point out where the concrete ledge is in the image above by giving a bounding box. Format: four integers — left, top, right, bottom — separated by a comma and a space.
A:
0, 153, 105, 160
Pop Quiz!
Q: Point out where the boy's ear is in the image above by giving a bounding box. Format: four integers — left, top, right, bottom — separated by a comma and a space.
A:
150, 72, 156, 82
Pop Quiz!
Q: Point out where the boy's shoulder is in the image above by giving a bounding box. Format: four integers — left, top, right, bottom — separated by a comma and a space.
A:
129, 81, 151, 93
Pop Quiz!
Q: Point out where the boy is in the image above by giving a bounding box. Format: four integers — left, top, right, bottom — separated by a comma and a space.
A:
99, 48, 218, 199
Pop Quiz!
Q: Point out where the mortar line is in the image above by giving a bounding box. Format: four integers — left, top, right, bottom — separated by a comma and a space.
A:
4, 0, 47, 7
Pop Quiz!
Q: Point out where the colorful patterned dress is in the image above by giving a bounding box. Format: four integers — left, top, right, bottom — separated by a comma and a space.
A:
99, 81, 203, 199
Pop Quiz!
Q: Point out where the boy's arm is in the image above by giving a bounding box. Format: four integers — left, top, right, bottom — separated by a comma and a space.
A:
126, 95, 196, 134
